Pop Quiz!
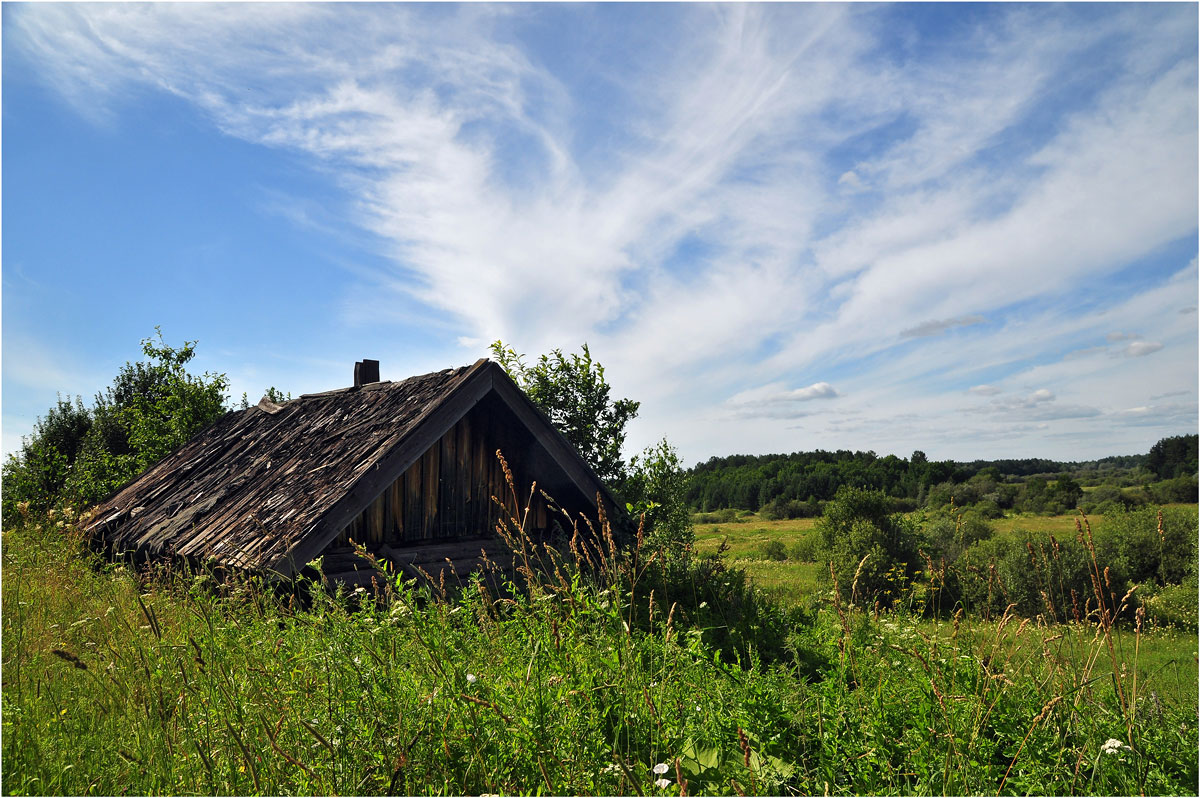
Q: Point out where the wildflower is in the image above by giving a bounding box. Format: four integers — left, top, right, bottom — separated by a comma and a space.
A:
466, 673, 477, 684
353, 656, 362, 666
353, 586, 366, 595
653, 763, 670, 775
655, 778, 671, 789
1101, 738, 1130, 755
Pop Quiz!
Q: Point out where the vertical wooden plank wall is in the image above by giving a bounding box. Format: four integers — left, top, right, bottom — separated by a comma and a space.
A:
334, 408, 547, 548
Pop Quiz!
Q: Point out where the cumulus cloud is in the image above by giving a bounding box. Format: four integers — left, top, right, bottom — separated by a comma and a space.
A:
968, 384, 1002, 396
726, 381, 841, 419
1114, 401, 1198, 427
961, 387, 1105, 423
1123, 341, 1164, 357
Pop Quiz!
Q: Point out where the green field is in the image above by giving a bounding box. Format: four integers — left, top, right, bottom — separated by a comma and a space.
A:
693, 516, 817, 558
691, 510, 1151, 560
5, 511, 1198, 795
694, 507, 1199, 615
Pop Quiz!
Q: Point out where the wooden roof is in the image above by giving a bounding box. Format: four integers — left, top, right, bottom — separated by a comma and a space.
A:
85, 359, 614, 577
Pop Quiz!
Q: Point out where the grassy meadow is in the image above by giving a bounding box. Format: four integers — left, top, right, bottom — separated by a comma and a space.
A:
693, 508, 1199, 614
4, 501, 1199, 797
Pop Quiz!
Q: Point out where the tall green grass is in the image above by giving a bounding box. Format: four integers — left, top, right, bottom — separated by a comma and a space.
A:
3, 496, 1197, 795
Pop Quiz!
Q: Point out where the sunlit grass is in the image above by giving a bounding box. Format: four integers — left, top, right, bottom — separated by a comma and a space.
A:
727, 559, 821, 607
693, 517, 816, 558
4, 504, 1197, 796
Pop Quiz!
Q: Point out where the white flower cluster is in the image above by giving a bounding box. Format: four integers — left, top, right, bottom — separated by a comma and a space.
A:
1101, 738, 1131, 756
652, 762, 671, 789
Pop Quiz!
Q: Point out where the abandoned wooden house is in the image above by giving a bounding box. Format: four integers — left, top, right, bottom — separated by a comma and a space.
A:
84, 358, 618, 587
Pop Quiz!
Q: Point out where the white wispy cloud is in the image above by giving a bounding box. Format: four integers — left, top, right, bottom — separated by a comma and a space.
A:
900, 315, 987, 339
5, 3, 1195, 462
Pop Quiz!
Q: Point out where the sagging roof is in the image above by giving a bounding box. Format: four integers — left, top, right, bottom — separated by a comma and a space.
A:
85, 359, 614, 577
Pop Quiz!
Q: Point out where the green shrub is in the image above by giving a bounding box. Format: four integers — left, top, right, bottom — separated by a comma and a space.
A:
1080, 483, 1127, 514
816, 487, 925, 606
923, 509, 994, 564
951, 531, 1095, 621
761, 540, 788, 561
973, 499, 1003, 519
1141, 573, 1199, 630
759, 496, 822, 520
622, 438, 693, 553
1094, 505, 1198, 587
2, 331, 228, 525
788, 535, 818, 562
1148, 476, 1199, 504
692, 508, 738, 524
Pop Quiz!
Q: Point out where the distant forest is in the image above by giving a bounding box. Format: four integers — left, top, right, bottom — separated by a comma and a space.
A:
685, 434, 1198, 518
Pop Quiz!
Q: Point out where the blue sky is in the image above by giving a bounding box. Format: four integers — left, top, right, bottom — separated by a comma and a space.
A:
3, 3, 1197, 466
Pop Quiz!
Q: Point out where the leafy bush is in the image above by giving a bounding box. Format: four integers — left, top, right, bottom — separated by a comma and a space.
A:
816, 487, 926, 606
1093, 505, 1198, 587
972, 498, 1004, 519
622, 438, 693, 553
1148, 476, 1199, 504
1141, 573, 1199, 630
759, 496, 822, 520
761, 540, 788, 561
1080, 483, 1128, 514
923, 509, 994, 564
2, 330, 228, 524
692, 508, 739, 524
788, 536, 818, 562
951, 531, 1095, 621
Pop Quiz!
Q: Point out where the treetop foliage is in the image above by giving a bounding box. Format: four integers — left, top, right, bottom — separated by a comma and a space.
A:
490, 341, 694, 555
685, 439, 1193, 516
1147, 434, 1198, 480
490, 341, 639, 484
2, 329, 230, 523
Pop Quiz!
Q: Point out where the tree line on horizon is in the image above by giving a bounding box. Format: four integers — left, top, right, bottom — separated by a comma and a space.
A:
685, 435, 1198, 519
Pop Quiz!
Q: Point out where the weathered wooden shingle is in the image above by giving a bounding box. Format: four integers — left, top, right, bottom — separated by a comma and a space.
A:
85, 359, 614, 577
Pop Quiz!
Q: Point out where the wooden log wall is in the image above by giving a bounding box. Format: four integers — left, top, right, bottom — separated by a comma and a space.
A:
334, 405, 550, 549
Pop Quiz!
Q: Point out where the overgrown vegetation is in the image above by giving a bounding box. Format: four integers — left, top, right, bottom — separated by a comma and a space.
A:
2, 330, 233, 525
4, 481, 1196, 795
490, 341, 640, 485
491, 340, 694, 553
3, 334, 1196, 794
